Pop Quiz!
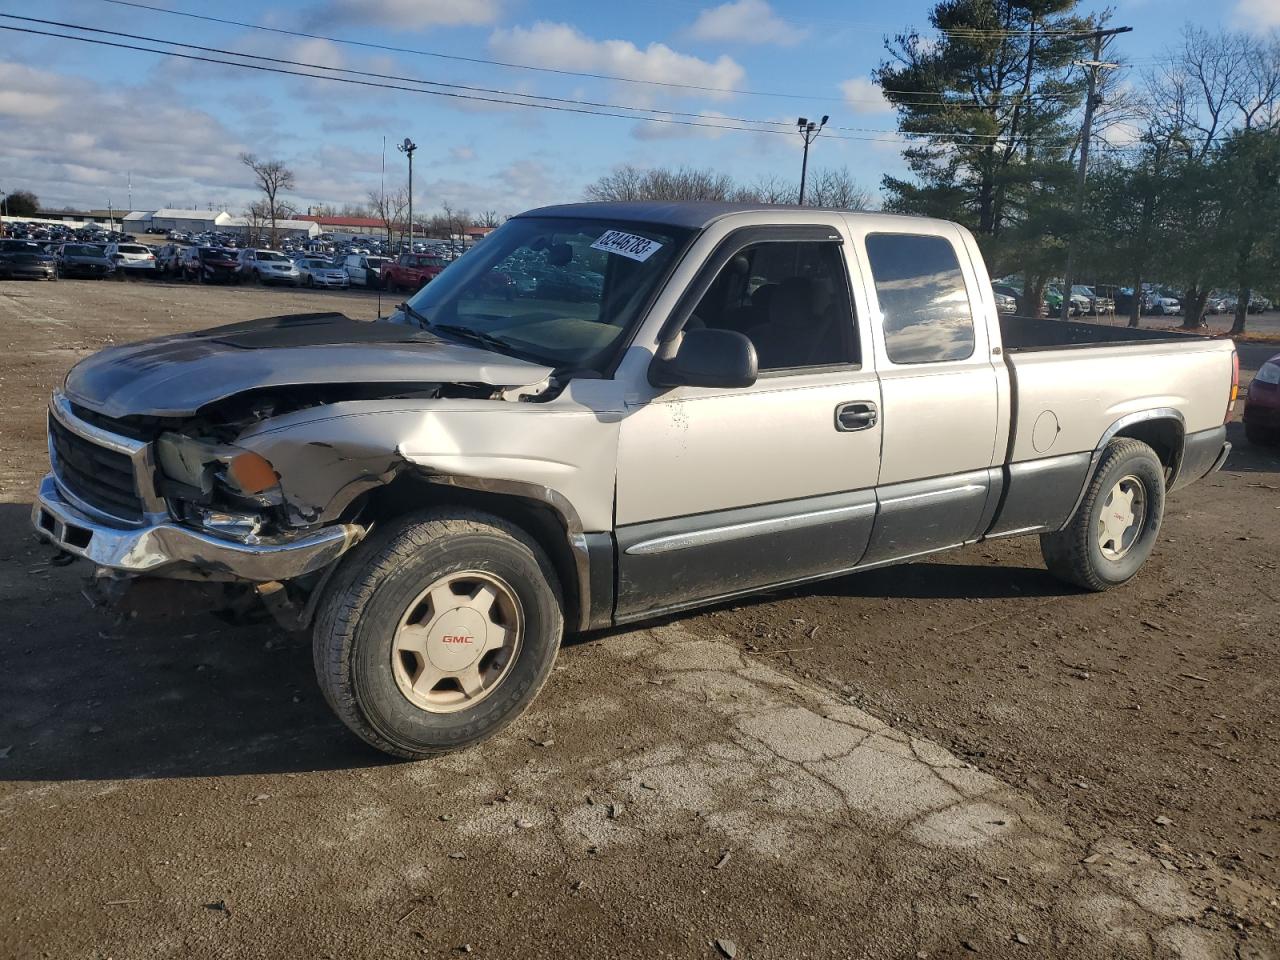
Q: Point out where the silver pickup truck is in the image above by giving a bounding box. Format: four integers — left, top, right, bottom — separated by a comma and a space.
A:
32, 202, 1237, 758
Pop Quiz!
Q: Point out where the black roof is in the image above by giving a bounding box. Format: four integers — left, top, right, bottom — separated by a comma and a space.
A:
517, 200, 890, 230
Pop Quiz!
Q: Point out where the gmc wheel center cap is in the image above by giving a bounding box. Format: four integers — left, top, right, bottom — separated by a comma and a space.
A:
426, 607, 487, 671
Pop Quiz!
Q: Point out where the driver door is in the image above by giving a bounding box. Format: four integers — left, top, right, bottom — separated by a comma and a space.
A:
614, 223, 882, 620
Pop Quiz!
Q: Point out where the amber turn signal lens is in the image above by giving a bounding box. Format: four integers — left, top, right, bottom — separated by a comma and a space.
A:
227, 452, 279, 494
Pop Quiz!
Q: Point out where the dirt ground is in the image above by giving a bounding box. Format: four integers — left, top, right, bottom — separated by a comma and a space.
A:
0, 276, 1277, 960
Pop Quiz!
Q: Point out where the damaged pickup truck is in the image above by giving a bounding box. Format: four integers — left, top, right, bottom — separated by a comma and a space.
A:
33, 202, 1237, 759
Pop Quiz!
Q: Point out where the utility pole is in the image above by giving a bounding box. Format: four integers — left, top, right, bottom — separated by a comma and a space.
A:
397, 137, 417, 253
1060, 25, 1131, 322
796, 115, 828, 205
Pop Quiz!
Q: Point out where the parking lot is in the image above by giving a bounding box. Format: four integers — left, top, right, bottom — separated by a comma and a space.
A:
1, 277, 1277, 959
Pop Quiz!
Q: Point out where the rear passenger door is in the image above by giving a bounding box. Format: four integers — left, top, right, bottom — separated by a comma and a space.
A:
852, 228, 1002, 565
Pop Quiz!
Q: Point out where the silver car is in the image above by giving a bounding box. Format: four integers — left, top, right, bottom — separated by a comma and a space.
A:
237, 248, 301, 286
298, 258, 350, 289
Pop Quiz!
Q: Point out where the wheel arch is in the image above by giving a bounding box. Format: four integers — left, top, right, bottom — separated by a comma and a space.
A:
1056, 408, 1185, 531
356, 471, 609, 634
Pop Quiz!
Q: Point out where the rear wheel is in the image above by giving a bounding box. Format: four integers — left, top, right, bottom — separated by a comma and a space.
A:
313, 508, 563, 759
1041, 438, 1166, 591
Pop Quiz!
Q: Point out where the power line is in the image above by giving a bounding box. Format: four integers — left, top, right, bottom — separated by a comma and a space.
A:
92, 0, 848, 102
88, 0, 1088, 107
0, 16, 1089, 145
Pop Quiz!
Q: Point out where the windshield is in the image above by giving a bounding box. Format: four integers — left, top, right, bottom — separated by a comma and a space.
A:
63, 245, 100, 256
257, 251, 288, 262
117, 245, 148, 254
305, 259, 331, 269
405, 255, 446, 268
404, 216, 689, 369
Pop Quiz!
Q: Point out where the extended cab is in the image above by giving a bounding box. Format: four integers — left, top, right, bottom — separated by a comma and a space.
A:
382, 252, 449, 292
32, 202, 1236, 759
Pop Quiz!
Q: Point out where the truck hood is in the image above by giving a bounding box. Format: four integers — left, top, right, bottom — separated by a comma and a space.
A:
63, 312, 555, 419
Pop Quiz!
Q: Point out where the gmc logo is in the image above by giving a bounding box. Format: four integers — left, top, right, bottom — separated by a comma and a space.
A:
441, 635, 474, 645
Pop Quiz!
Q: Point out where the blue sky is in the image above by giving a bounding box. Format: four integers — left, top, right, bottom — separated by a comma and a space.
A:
1, 0, 1275, 218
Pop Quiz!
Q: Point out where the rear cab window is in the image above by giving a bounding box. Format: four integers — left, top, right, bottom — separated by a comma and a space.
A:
864, 233, 975, 364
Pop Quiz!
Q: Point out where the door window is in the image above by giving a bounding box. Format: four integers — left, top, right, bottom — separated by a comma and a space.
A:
687, 240, 856, 372
865, 233, 975, 364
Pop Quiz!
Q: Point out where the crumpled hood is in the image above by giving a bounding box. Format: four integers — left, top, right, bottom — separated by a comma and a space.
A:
63, 312, 554, 419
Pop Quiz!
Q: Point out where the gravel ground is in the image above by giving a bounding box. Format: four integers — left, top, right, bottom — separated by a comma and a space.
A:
0, 277, 1276, 959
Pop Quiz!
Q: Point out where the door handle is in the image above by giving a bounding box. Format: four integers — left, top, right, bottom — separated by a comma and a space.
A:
835, 401, 878, 432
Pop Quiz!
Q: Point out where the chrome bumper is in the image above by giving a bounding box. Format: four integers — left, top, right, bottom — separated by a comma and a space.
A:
32, 474, 363, 582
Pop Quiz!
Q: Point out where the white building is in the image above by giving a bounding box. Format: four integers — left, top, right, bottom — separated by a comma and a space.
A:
148, 208, 234, 234
121, 210, 153, 233
221, 216, 321, 242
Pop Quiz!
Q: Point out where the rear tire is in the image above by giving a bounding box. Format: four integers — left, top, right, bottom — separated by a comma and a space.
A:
1040, 438, 1166, 592
313, 508, 563, 759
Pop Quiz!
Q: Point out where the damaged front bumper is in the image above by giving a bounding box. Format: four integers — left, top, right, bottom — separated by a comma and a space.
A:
32, 474, 364, 582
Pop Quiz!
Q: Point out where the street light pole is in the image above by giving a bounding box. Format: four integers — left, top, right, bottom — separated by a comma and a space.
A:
397, 137, 417, 253
796, 115, 828, 205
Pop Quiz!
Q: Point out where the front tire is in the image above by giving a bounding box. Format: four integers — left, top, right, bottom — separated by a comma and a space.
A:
1040, 438, 1166, 591
313, 508, 563, 759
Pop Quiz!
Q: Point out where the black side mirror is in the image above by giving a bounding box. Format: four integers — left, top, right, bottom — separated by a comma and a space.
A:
650, 328, 758, 389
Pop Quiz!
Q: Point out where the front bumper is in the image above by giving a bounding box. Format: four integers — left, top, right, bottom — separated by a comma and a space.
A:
32, 473, 363, 582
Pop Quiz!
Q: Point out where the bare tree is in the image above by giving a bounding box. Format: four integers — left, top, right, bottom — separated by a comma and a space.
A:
736, 173, 796, 204
801, 168, 872, 210
1146, 26, 1251, 159
585, 165, 736, 202
585, 165, 646, 202
368, 185, 409, 248
479, 210, 500, 228
1233, 34, 1280, 131
239, 153, 295, 248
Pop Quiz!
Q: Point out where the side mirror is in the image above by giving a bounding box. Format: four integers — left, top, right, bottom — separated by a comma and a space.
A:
650, 327, 758, 390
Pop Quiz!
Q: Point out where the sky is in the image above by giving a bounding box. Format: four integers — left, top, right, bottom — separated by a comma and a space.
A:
1, 0, 1276, 219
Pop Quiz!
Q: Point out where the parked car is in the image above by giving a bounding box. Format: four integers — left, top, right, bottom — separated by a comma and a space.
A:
298, 258, 350, 289
182, 247, 240, 284
991, 283, 1022, 315
56, 243, 114, 279
30, 202, 1237, 759
381, 253, 448, 292
0, 239, 57, 280
237, 248, 301, 286
154, 243, 185, 276
105, 242, 157, 277
344, 254, 390, 288
1243, 351, 1280, 446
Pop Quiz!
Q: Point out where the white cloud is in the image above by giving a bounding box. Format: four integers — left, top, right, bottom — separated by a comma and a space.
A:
488, 22, 746, 100
0, 61, 251, 211
686, 0, 805, 46
1233, 0, 1280, 31
308, 0, 501, 30
840, 77, 892, 116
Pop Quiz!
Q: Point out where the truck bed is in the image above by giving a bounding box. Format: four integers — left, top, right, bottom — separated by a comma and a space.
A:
999, 314, 1211, 352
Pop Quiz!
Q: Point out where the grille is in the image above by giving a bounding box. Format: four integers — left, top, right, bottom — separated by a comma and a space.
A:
49, 415, 145, 522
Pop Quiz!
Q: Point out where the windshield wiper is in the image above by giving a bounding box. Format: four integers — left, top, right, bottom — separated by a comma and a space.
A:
399, 301, 432, 329
428, 322, 514, 355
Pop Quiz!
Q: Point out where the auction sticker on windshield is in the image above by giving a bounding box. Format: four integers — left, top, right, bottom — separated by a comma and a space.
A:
590, 230, 663, 263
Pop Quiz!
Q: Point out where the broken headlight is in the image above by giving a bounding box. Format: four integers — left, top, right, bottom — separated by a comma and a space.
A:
156, 432, 284, 510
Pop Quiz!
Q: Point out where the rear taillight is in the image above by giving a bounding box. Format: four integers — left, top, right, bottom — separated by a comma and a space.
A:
1227, 349, 1239, 422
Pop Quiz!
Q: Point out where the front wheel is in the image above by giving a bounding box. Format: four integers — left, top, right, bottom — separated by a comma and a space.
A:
1040, 438, 1166, 591
313, 508, 563, 759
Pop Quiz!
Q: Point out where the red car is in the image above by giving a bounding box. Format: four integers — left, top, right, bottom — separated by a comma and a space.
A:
382, 253, 447, 292
1243, 350, 1280, 445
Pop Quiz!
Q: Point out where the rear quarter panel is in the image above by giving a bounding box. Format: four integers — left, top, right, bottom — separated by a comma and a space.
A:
1005, 339, 1234, 462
